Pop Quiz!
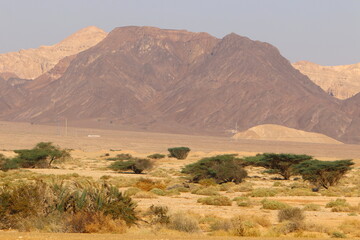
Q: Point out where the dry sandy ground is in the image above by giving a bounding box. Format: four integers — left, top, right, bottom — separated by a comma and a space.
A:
0, 121, 359, 239
0, 231, 331, 240
1, 121, 360, 160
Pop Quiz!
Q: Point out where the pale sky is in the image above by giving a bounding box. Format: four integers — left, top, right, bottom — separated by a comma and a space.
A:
1, 0, 359, 65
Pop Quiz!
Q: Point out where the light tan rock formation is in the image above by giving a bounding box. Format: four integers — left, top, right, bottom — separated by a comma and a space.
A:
293, 61, 360, 99
0, 26, 107, 79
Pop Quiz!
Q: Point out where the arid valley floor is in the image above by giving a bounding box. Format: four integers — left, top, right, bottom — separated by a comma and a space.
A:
0, 121, 359, 239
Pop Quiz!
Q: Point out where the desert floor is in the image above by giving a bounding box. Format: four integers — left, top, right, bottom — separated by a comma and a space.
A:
0, 121, 359, 239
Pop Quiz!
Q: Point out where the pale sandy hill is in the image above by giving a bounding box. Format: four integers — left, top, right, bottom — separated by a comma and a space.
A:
293, 61, 360, 99
0, 26, 107, 79
232, 124, 342, 144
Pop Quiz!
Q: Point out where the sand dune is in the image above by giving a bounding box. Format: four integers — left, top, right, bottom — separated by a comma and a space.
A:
232, 124, 342, 144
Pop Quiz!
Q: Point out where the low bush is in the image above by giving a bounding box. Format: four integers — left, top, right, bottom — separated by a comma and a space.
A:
150, 188, 166, 196
169, 212, 200, 232
197, 196, 232, 206
326, 199, 351, 212
124, 187, 141, 196
278, 207, 305, 222
303, 204, 321, 211
145, 205, 170, 225
147, 153, 166, 159
109, 158, 153, 174
261, 199, 289, 210
249, 188, 277, 197
191, 186, 220, 196
132, 191, 158, 199
199, 178, 217, 186
233, 196, 252, 207
0, 181, 137, 232
230, 216, 261, 237
168, 147, 191, 160
134, 178, 166, 191
331, 231, 347, 238
106, 153, 133, 161
339, 219, 360, 237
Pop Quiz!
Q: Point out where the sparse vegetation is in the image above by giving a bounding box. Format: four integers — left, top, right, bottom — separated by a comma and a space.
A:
168, 147, 191, 160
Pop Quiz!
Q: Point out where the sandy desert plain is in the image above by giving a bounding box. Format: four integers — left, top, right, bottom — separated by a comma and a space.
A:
0, 121, 360, 240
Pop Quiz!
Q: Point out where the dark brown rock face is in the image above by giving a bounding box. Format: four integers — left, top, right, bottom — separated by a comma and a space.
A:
1, 26, 360, 143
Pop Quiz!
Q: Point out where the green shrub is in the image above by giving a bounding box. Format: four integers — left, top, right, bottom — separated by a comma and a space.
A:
109, 158, 153, 174
233, 196, 252, 207
0, 181, 138, 230
303, 204, 321, 211
147, 153, 166, 159
249, 188, 277, 197
182, 154, 247, 184
295, 159, 354, 189
191, 186, 219, 196
168, 147, 191, 160
150, 188, 166, 196
331, 231, 347, 238
197, 196, 232, 206
124, 187, 141, 196
278, 207, 305, 222
261, 199, 289, 210
326, 199, 351, 212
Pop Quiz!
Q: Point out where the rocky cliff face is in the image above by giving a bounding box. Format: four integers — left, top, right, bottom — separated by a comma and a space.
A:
293, 61, 360, 99
2, 26, 360, 143
0, 26, 107, 80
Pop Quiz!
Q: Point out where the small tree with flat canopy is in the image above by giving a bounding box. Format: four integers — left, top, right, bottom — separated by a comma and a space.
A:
294, 159, 354, 189
244, 153, 313, 180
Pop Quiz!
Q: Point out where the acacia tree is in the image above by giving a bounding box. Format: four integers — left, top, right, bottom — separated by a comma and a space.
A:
12, 142, 70, 168
294, 159, 354, 189
244, 153, 313, 180
182, 154, 247, 183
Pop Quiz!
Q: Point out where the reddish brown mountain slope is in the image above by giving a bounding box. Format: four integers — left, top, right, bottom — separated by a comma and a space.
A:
0, 78, 26, 111
2, 26, 359, 143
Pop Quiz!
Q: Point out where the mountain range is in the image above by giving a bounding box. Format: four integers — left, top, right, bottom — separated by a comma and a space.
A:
293, 61, 360, 99
0, 26, 360, 144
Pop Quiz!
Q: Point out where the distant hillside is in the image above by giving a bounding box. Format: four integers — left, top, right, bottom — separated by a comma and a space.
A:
0, 26, 107, 79
293, 61, 360, 99
232, 124, 342, 144
2, 26, 360, 143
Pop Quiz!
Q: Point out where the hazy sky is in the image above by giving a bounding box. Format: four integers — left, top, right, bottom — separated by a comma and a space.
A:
1, 0, 359, 65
